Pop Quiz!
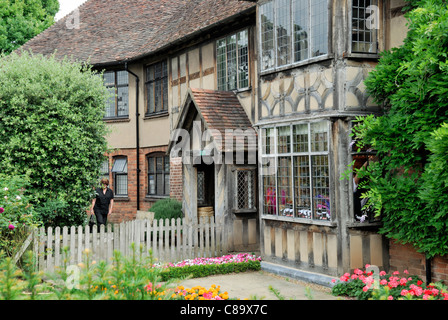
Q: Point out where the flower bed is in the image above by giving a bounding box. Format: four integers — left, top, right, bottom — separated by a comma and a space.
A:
331, 264, 448, 300
0, 248, 260, 300
158, 253, 262, 281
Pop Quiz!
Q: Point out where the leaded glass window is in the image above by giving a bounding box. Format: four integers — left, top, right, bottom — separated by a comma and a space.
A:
103, 70, 129, 118
260, 121, 331, 221
146, 61, 168, 115
217, 29, 249, 91
259, 0, 329, 71
352, 0, 379, 53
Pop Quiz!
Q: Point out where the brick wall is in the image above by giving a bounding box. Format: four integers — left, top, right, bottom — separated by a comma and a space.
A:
389, 240, 448, 284
170, 156, 183, 202
105, 146, 173, 224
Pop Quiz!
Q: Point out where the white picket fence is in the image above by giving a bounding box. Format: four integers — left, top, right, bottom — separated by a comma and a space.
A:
30, 217, 227, 272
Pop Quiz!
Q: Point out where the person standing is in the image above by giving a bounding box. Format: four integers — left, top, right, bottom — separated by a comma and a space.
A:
90, 178, 114, 230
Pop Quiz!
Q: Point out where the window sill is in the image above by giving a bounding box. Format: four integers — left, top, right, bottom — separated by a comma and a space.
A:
345, 52, 380, 60
144, 195, 169, 202
347, 221, 382, 229
262, 214, 337, 227
260, 54, 334, 77
144, 111, 169, 120
233, 208, 257, 214
114, 196, 130, 201
103, 117, 130, 123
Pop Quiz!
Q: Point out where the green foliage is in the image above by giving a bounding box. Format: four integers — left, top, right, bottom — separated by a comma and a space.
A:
0, 0, 59, 54
353, 0, 448, 258
0, 52, 111, 228
151, 198, 183, 221
0, 174, 38, 258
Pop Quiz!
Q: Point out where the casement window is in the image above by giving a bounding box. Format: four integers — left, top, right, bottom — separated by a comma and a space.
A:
103, 71, 129, 118
217, 29, 249, 91
112, 157, 128, 196
100, 159, 110, 181
259, 0, 329, 71
145, 61, 168, 115
235, 169, 256, 211
261, 121, 331, 221
147, 154, 170, 196
350, 121, 379, 223
351, 0, 379, 54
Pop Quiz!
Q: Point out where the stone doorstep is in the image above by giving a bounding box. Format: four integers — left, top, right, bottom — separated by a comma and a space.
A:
261, 261, 336, 288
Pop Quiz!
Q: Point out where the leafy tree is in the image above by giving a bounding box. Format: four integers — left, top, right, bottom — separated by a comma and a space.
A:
353, 0, 448, 258
0, 0, 59, 55
0, 52, 110, 228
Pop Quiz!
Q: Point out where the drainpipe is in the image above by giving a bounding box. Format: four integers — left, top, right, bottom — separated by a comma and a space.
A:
426, 257, 432, 285
125, 62, 141, 211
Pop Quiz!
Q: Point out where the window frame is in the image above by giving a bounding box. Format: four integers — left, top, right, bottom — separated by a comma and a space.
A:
234, 168, 257, 212
260, 120, 332, 223
349, 120, 380, 224
145, 60, 169, 116
258, 0, 331, 73
147, 153, 170, 197
103, 70, 129, 119
111, 156, 128, 197
349, 0, 380, 55
216, 28, 250, 91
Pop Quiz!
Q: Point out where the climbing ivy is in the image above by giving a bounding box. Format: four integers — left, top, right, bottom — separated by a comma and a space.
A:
353, 0, 448, 258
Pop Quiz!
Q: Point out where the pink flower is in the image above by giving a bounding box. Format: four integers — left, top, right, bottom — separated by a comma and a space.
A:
404, 269, 409, 274
362, 286, 369, 292
392, 271, 400, 275
354, 268, 364, 275
0, 207, 4, 214
401, 289, 409, 296
331, 279, 336, 283
379, 271, 386, 276
400, 277, 408, 286
8, 224, 15, 230
380, 279, 388, 285
388, 295, 394, 300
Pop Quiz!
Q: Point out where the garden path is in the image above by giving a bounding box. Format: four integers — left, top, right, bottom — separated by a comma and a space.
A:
176, 270, 341, 300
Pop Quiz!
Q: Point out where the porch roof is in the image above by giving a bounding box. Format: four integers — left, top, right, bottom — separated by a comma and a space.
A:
18, 0, 255, 66
168, 88, 256, 154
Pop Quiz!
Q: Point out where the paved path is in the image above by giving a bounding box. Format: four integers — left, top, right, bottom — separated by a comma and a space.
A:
175, 270, 340, 300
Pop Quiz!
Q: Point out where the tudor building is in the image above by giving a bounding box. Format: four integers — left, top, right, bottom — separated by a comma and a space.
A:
20, 0, 447, 282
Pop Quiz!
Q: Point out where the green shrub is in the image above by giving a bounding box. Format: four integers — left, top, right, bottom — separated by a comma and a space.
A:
150, 198, 183, 221
159, 260, 261, 281
0, 52, 110, 228
0, 174, 39, 258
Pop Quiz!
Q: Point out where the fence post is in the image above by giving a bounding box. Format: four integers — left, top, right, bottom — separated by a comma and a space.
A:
210, 217, 216, 257
77, 225, 83, 264
54, 226, 61, 268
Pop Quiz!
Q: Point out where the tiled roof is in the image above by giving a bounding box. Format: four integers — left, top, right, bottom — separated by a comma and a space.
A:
169, 88, 256, 154
19, 0, 255, 66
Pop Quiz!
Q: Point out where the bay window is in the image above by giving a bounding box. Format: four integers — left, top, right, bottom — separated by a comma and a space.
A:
261, 121, 331, 221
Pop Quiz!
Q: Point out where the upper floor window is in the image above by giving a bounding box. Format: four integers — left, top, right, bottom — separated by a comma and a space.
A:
217, 29, 249, 91
259, 0, 329, 71
145, 61, 168, 115
351, 0, 379, 53
103, 70, 129, 118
